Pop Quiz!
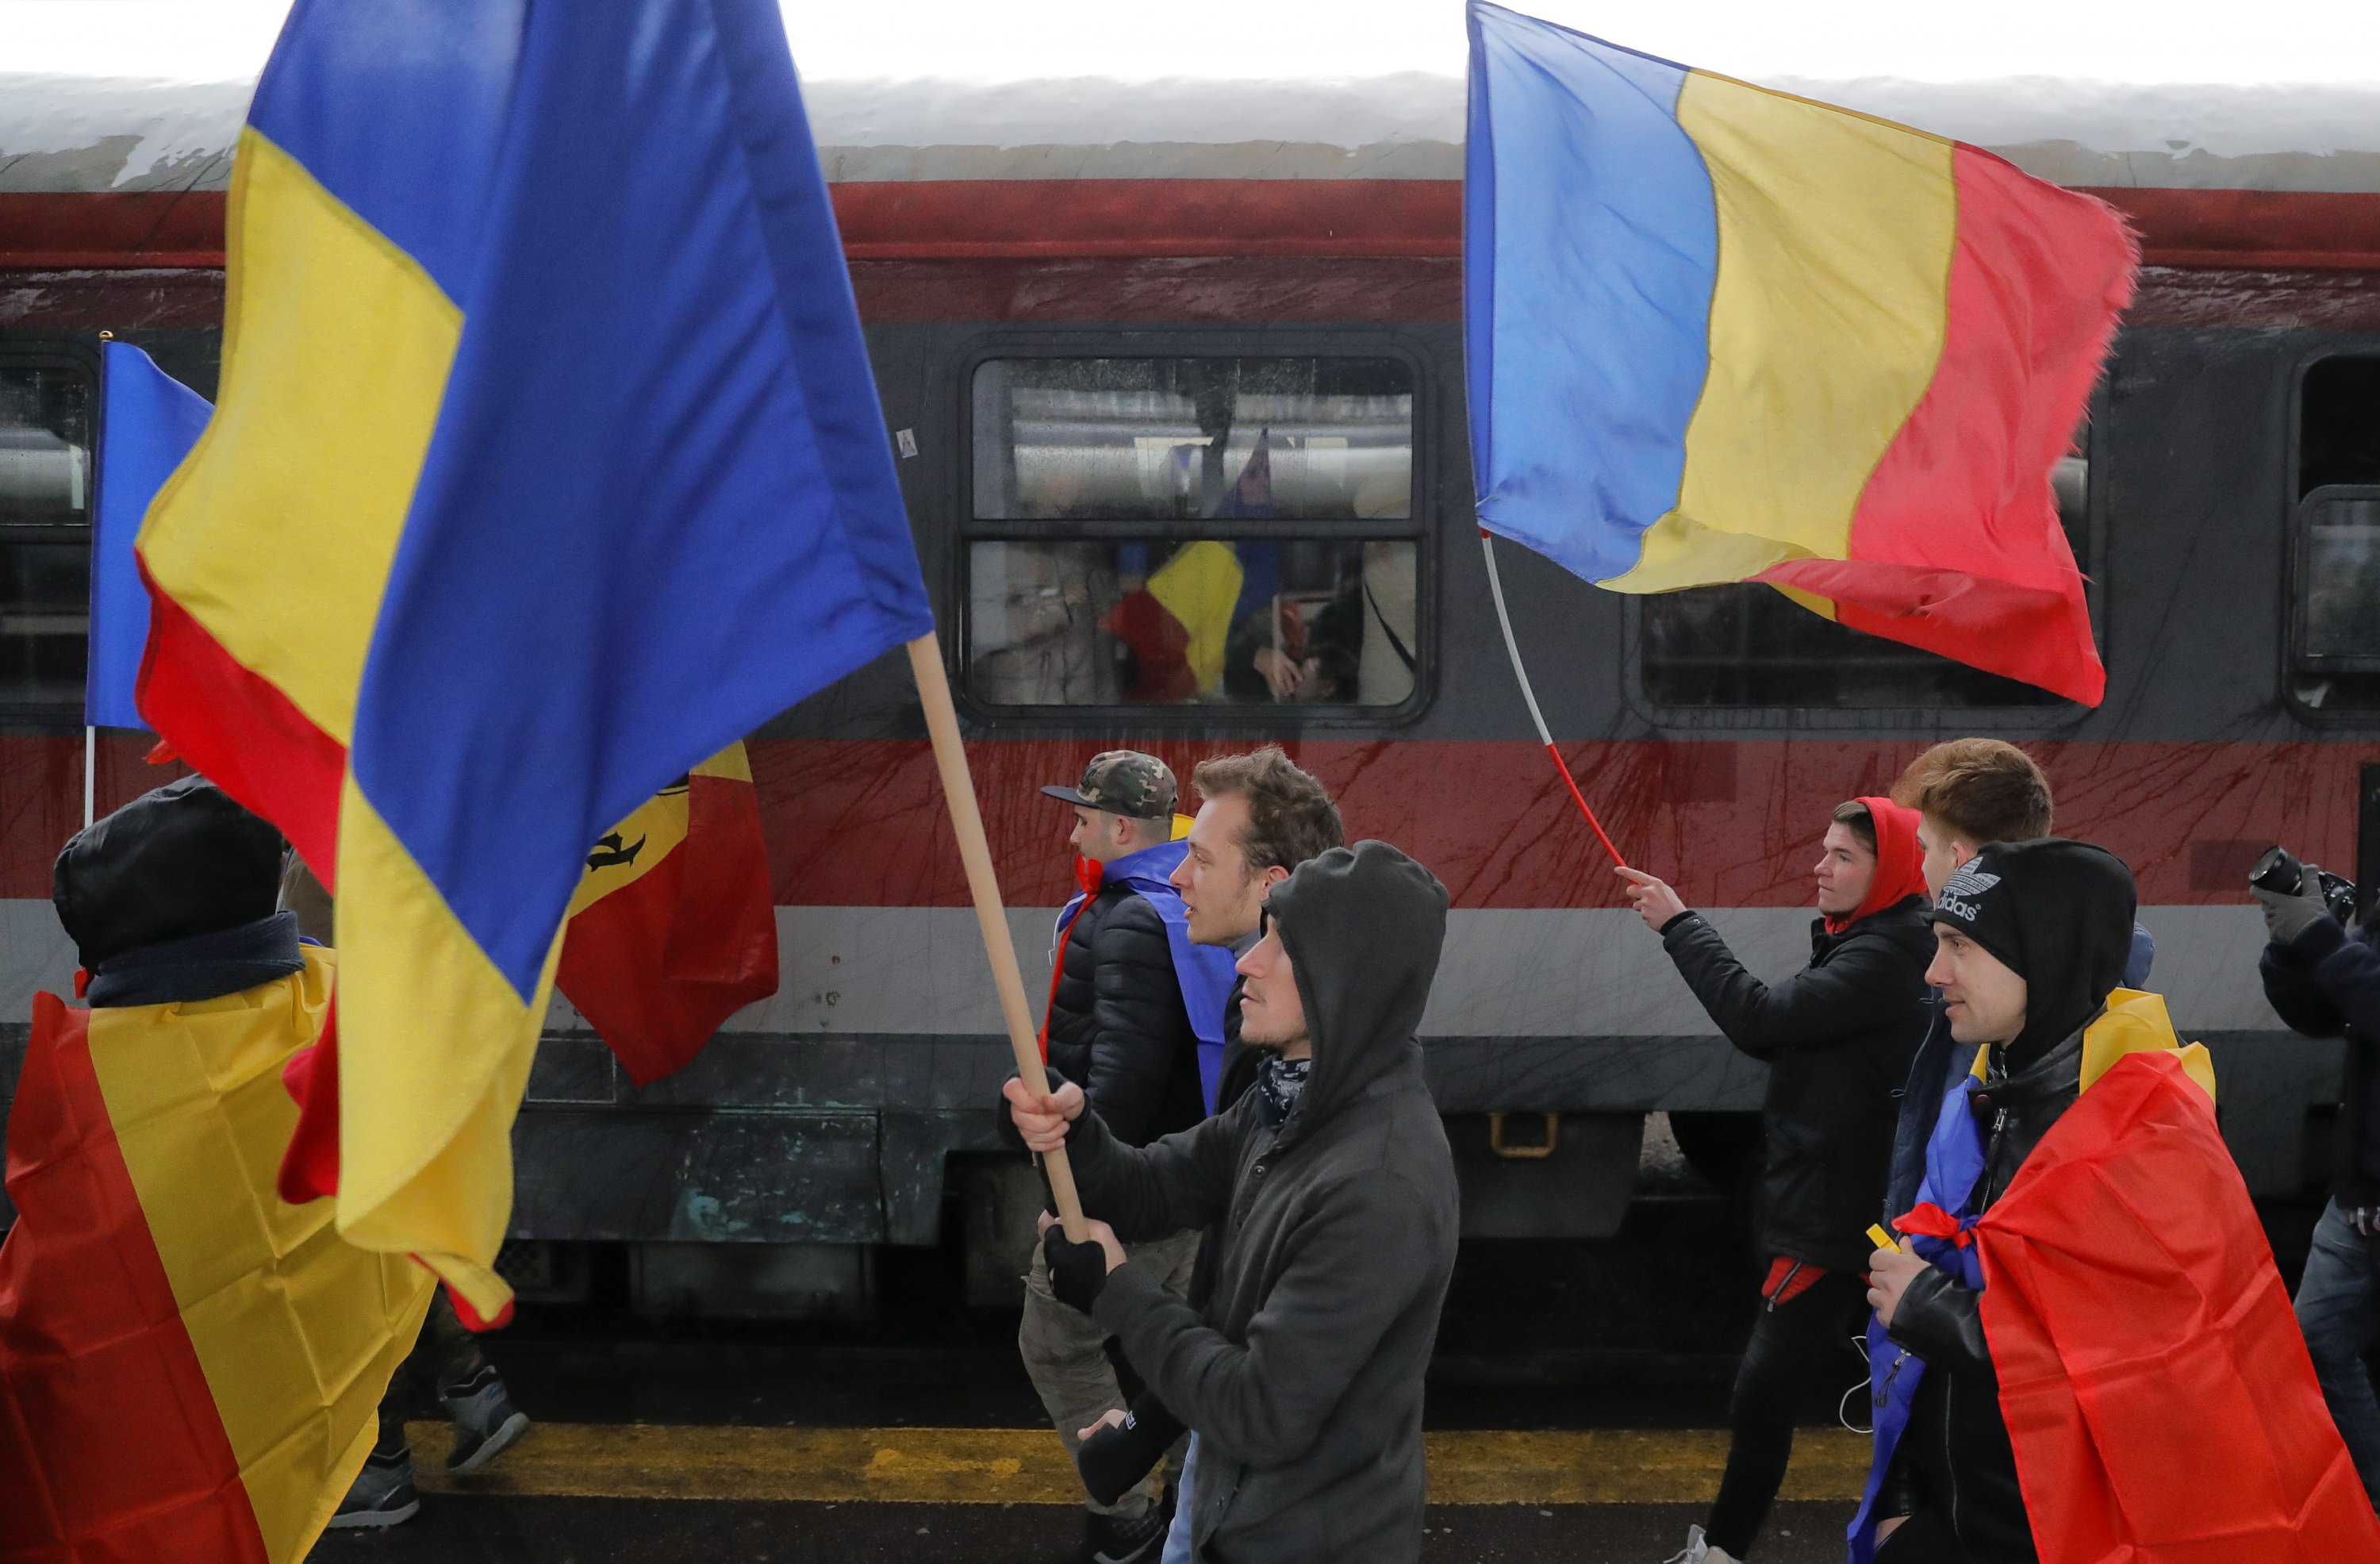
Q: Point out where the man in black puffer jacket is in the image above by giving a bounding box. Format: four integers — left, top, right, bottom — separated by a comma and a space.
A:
1026, 751, 1235, 1562
1619, 797, 1935, 1564
1008, 841, 1457, 1564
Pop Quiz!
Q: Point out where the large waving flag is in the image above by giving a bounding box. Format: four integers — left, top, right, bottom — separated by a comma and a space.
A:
1464, 2, 2135, 704
558, 741, 778, 1086
88, 340, 209, 730
135, 0, 933, 1321
0, 957, 432, 1563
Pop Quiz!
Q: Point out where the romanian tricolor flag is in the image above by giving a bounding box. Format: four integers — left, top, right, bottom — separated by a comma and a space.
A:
0, 955, 432, 1562
134, 0, 933, 1321
558, 742, 777, 1087
1109, 542, 1246, 700
1464, 2, 2136, 704
1107, 437, 1284, 700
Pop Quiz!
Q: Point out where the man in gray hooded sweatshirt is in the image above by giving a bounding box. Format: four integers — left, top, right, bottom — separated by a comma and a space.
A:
1005, 840, 1458, 1563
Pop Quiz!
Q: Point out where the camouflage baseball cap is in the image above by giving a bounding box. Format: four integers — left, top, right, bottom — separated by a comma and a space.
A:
1041, 751, 1177, 820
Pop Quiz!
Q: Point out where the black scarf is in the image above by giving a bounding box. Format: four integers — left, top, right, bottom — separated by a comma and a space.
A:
86, 911, 305, 1008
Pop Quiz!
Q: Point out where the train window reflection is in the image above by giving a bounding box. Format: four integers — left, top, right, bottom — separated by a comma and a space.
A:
2292, 492, 2380, 710
972, 358, 1413, 522
1641, 426, 2090, 709
966, 538, 1417, 708
0, 361, 94, 717
0, 365, 91, 523
2292, 357, 2380, 712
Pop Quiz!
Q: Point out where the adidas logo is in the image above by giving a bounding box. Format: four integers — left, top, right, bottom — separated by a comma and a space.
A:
1937, 867, 2001, 923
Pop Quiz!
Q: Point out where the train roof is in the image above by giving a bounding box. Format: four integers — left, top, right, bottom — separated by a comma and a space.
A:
6, 69, 2380, 195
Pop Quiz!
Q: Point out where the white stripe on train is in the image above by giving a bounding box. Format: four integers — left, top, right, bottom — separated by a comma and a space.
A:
0, 901, 2276, 1036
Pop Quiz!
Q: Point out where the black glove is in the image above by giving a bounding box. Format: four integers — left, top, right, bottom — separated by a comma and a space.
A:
1043, 1224, 1111, 1315
1077, 1390, 1187, 1508
996, 1066, 1075, 1155
2254, 878, 2333, 947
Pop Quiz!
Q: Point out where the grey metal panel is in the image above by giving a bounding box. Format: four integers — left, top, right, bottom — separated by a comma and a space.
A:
509, 1108, 884, 1245
1449, 1112, 1645, 1239
2201, 1029, 2346, 1197
881, 1109, 1006, 1247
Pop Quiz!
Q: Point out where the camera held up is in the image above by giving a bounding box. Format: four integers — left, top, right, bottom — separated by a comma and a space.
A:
2250, 845, 2359, 926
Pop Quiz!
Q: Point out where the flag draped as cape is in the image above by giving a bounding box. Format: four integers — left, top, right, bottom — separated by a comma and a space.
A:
1854, 993, 2377, 1562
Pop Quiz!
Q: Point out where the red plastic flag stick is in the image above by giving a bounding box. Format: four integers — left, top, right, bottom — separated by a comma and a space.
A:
1480, 531, 1628, 869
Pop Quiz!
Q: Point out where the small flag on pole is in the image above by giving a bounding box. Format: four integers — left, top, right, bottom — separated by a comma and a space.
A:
89, 340, 209, 730
1464, 1, 2135, 705
135, 0, 933, 1323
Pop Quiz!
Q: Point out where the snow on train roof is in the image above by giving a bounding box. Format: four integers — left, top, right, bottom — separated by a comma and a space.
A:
5, 0, 2380, 194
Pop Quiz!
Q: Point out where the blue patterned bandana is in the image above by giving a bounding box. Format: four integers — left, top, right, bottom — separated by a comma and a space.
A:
1255, 1055, 1313, 1128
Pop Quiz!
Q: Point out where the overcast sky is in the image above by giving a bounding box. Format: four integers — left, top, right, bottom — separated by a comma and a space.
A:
7, 0, 2378, 86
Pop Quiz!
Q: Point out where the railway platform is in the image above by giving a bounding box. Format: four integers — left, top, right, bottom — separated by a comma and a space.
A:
305, 1421, 1866, 1563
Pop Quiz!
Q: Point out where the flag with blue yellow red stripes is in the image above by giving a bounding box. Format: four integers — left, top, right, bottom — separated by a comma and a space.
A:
135, 0, 934, 1322
1465, 1, 2134, 705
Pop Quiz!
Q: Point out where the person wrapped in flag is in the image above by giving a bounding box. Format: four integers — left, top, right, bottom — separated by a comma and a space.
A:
1856, 842, 2379, 1562
0, 778, 431, 1562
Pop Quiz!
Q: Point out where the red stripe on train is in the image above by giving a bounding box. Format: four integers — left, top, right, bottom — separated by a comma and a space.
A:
6, 736, 2351, 909
7, 185, 2380, 269
6, 737, 2351, 909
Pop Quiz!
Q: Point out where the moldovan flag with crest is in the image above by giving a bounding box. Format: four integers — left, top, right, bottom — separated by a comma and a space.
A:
1464, 1, 2135, 704
559, 740, 778, 1087
134, 0, 933, 1325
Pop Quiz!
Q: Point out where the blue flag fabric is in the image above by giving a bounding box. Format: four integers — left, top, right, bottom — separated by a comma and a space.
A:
1848, 1055, 1991, 1562
132, 0, 938, 1320
1055, 840, 1242, 1114
88, 341, 209, 728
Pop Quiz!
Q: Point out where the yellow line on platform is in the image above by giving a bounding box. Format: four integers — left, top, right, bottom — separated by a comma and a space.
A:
409, 1423, 1870, 1506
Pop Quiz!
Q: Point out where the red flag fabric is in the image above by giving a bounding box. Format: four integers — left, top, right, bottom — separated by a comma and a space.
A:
555, 741, 777, 1086
1976, 1048, 2380, 1562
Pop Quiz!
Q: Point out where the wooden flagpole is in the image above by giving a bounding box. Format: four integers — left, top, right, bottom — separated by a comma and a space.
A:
906, 633, 1090, 1242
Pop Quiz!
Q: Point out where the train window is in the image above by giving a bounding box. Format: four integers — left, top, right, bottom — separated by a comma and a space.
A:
964, 355, 1422, 713
969, 537, 1418, 707
1639, 425, 2091, 709
972, 357, 1413, 522
2297, 492, 2380, 668
0, 359, 96, 717
2291, 359, 2380, 711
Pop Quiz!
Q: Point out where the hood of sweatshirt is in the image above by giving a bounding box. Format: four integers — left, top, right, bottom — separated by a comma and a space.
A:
1262, 840, 1449, 1140
1826, 795, 1930, 935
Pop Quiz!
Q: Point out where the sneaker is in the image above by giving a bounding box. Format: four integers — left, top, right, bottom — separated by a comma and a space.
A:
327, 1445, 420, 1530
1660, 1526, 1741, 1564
440, 1365, 532, 1474
1090, 1504, 1169, 1564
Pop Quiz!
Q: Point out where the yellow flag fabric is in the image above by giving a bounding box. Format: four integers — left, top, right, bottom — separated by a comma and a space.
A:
1146, 541, 1246, 694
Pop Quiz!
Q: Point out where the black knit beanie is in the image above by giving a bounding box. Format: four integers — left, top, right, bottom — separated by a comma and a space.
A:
1931, 838, 2138, 1066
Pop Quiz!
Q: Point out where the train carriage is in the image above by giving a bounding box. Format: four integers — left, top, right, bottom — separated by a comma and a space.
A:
5, 62, 2380, 1315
